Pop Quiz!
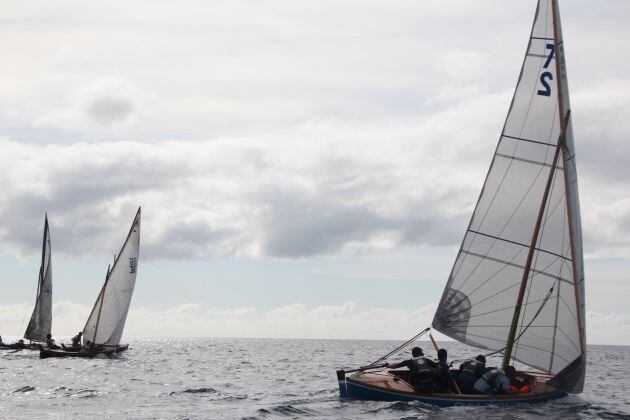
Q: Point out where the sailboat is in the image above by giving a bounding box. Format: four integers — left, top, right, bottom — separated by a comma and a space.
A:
336, 0, 585, 405
40, 207, 141, 359
1, 214, 53, 351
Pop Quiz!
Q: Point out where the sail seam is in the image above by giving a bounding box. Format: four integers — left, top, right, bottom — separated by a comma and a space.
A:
502, 134, 556, 147
468, 295, 550, 320
466, 229, 572, 262
460, 250, 573, 285
495, 153, 562, 169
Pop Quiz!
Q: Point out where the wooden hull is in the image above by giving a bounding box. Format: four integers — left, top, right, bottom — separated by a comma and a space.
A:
39, 344, 129, 359
337, 370, 567, 407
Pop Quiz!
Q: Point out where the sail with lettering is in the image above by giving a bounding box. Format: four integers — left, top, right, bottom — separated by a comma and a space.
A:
24, 214, 53, 343
432, 0, 585, 393
82, 207, 141, 347
336, 0, 584, 404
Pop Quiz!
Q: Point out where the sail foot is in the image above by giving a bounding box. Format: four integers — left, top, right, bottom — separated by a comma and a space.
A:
546, 352, 586, 393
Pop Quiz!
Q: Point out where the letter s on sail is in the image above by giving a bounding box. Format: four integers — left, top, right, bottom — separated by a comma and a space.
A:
537, 72, 553, 96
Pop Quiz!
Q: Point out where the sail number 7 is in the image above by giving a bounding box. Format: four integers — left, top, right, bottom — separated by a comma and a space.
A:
537, 43, 555, 97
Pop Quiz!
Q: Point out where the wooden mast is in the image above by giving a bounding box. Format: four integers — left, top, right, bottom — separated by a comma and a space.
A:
502, 111, 571, 372
551, 0, 585, 354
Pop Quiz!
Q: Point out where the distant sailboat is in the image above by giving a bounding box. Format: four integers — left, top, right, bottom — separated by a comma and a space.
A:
1, 214, 52, 351
40, 207, 141, 359
25, 214, 53, 344
337, 0, 585, 405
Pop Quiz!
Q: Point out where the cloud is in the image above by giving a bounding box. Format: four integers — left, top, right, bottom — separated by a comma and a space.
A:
1, 301, 626, 345
0, 1, 627, 265
1, 75, 628, 262
586, 311, 630, 346
1, 72, 629, 261
0, 301, 437, 341
0, 93, 501, 260
87, 95, 134, 125
28, 78, 140, 133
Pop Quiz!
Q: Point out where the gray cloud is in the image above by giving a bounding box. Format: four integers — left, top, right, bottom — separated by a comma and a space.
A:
86, 95, 134, 125
0, 0, 628, 262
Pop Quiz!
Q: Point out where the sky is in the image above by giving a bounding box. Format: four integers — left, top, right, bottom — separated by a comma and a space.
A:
0, 0, 629, 345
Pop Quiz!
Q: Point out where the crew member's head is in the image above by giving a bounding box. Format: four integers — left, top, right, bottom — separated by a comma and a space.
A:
476, 355, 486, 364
411, 347, 423, 357
438, 348, 447, 362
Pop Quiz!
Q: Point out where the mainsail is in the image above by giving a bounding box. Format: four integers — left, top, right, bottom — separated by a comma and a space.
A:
83, 208, 141, 347
432, 0, 585, 393
24, 214, 53, 342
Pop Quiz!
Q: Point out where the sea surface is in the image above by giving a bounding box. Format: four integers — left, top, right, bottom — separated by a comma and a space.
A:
1, 338, 628, 419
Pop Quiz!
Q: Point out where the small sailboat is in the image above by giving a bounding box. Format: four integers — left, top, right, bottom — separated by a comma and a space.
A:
40, 207, 141, 359
337, 0, 585, 405
1, 214, 53, 351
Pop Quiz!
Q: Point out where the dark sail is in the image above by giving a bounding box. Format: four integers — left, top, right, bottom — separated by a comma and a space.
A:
24, 214, 53, 342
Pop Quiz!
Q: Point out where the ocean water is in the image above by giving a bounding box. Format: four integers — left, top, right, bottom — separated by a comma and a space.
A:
1, 338, 628, 419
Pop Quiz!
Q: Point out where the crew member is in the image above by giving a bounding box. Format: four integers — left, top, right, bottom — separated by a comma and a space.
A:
387, 347, 437, 393
473, 366, 516, 394
46, 333, 60, 349
71, 332, 83, 348
434, 348, 453, 392
457, 355, 487, 394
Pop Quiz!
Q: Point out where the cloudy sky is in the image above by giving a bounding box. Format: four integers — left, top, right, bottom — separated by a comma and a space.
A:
0, 0, 628, 345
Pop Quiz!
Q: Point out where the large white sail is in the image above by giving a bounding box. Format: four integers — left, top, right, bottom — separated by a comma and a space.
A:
432, 0, 585, 392
83, 208, 141, 347
24, 214, 53, 342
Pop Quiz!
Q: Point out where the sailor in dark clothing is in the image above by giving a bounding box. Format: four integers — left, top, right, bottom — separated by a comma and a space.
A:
473, 366, 516, 394
71, 332, 83, 348
386, 347, 437, 393
45, 333, 60, 349
80, 340, 93, 352
457, 355, 487, 394
434, 348, 453, 392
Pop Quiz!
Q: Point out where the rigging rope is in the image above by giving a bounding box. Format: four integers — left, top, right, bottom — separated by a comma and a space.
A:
368, 327, 430, 367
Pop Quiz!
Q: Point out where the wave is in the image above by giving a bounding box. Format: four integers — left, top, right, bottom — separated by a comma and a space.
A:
12, 386, 35, 393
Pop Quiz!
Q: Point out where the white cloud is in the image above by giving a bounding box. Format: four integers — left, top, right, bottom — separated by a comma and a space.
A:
0, 95, 502, 260
1, 302, 626, 346
0, 0, 628, 342
0, 0, 627, 262
0, 78, 628, 262
586, 311, 630, 346
0, 301, 434, 341
27, 78, 140, 135
437, 49, 490, 83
